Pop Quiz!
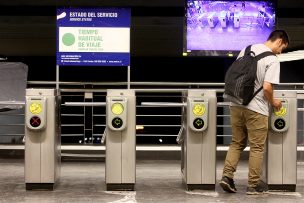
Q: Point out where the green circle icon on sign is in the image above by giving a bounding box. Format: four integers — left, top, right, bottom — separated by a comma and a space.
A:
62, 33, 75, 46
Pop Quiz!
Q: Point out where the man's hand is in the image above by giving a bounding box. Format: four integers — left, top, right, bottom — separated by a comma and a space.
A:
263, 82, 282, 111
272, 98, 282, 111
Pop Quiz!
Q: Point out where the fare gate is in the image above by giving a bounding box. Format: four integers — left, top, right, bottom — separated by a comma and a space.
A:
105, 89, 136, 190
181, 89, 217, 190
264, 90, 297, 191
25, 89, 61, 190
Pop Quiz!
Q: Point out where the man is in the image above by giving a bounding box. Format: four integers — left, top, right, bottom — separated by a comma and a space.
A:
242, 1, 245, 11
220, 30, 289, 195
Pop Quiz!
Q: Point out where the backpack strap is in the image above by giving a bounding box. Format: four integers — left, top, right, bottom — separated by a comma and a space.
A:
244, 45, 257, 57
244, 45, 252, 55
247, 51, 276, 104
251, 86, 263, 101
255, 51, 276, 61
247, 86, 263, 105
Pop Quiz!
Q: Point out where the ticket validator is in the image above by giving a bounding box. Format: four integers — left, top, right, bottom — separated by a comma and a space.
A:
25, 89, 61, 190
265, 90, 297, 191
181, 90, 217, 190
105, 89, 136, 190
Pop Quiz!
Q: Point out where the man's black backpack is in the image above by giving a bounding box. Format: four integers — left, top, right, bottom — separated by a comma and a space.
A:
223, 45, 275, 105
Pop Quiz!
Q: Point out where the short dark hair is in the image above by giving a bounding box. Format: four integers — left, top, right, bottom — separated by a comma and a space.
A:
267, 30, 290, 45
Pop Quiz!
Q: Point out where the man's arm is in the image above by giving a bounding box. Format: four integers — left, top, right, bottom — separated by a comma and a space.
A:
263, 81, 282, 111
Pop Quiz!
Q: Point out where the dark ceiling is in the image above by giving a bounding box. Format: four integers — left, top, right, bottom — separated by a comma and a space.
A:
0, 0, 303, 56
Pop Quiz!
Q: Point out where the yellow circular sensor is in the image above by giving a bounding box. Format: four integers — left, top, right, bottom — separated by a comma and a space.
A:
274, 106, 287, 116
29, 102, 42, 115
192, 104, 206, 116
111, 103, 124, 115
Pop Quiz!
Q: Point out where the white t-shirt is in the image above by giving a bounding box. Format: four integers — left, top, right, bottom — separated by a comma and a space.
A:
231, 44, 280, 116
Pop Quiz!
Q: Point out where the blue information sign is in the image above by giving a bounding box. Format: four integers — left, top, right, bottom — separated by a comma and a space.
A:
56, 8, 130, 66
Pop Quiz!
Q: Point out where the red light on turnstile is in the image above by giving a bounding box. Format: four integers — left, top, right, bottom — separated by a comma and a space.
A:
30, 116, 41, 128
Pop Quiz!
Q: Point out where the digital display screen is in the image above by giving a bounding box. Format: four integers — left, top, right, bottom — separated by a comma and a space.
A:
56, 8, 130, 66
183, 0, 276, 57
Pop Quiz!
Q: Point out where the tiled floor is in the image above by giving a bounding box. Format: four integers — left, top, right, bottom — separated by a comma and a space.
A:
0, 159, 303, 203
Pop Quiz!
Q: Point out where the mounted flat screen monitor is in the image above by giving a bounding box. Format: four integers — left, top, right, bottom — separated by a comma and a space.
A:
183, 0, 276, 57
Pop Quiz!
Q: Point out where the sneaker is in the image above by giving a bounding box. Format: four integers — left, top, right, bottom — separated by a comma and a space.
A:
219, 176, 237, 193
246, 180, 268, 195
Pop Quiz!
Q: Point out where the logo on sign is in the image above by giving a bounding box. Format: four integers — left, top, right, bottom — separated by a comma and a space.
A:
62, 33, 76, 46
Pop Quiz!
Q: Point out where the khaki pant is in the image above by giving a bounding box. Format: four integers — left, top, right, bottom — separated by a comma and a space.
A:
222, 106, 269, 187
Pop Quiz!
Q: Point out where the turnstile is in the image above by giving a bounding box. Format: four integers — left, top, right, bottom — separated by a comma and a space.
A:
265, 90, 297, 191
105, 89, 136, 190
181, 89, 217, 190
25, 89, 61, 190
